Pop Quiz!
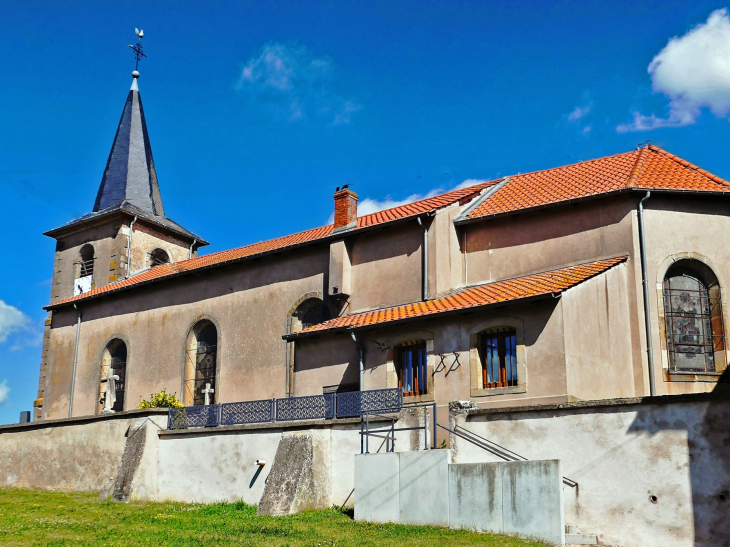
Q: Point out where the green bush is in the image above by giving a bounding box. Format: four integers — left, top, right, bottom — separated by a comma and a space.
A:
138, 389, 183, 409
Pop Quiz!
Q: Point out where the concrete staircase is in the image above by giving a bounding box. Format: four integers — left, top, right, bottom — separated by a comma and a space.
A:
565, 523, 598, 545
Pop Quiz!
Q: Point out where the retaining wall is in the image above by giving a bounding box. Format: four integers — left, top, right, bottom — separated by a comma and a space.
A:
450, 392, 730, 547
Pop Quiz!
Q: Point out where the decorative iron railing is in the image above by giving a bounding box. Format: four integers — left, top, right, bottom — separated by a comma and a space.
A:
166, 388, 401, 430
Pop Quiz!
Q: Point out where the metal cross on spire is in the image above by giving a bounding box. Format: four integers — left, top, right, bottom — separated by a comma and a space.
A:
128, 28, 146, 73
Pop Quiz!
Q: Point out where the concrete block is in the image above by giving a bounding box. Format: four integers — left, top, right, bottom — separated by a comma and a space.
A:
399, 450, 450, 527
501, 459, 564, 546
354, 453, 399, 523
448, 462, 502, 533
565, 533, 598, 544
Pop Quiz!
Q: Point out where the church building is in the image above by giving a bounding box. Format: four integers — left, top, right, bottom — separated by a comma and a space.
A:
34, 71, 730, 423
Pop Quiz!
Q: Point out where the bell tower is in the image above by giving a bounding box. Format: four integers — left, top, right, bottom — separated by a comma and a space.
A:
34, 32, 208, 419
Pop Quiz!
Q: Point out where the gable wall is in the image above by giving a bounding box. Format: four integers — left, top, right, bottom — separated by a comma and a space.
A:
643, 196, 730, 396
464, 196, 636, 285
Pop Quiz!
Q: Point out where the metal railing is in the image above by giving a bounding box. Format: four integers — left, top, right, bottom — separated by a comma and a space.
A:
359, 402, 436, 453
167, 388, 402, 430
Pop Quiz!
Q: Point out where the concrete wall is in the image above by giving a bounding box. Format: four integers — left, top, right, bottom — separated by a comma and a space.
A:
0, 410, 400, 509
355, 451, 564, 545
449, 460, 564, 545
0, 410, 168, 494
450, 392, 730, 547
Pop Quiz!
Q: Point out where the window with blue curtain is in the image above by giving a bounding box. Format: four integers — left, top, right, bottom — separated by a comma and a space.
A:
397, 342, 428, 396
481, 329, 517, 388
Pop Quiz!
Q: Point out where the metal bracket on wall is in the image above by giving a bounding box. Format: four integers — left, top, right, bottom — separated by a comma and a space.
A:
434, 352, 462, 376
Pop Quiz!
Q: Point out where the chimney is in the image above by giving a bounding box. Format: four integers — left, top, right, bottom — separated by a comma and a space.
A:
333, 186, 358, 232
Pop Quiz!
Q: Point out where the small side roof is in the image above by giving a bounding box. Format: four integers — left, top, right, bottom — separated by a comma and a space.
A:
284, 256, 628, 338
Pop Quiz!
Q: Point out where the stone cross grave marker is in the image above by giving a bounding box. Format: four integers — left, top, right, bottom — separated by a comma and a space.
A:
202, 383, 215, 406
101, 367, 120, 413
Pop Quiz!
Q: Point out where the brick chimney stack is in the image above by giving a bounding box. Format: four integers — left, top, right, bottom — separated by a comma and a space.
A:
333, 186, 358, 232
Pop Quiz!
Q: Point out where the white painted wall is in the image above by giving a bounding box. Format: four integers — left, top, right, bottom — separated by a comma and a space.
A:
451, 396, 730, 547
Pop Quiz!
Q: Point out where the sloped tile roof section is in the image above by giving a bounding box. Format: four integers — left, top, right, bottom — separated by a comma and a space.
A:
46, 181, 497, 309
463, 145, 730, 221
287, 256, 627, 337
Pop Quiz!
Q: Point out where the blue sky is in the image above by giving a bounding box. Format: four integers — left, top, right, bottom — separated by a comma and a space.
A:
2, 0, 730, 424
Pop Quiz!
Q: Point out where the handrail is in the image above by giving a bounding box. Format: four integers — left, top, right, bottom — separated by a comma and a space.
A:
438, 423, 577, 488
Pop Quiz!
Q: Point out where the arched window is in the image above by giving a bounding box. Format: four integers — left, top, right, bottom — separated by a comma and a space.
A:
150, 248, 170, 268
663, 261, 726, 374
184, 320, 218, 406
98, 339, 127, 413
74, 244, 95, 296
291, 298, 331, 332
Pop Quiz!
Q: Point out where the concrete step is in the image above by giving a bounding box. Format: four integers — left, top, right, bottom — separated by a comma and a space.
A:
565, 532, 598, 545
564, 524, 597, 545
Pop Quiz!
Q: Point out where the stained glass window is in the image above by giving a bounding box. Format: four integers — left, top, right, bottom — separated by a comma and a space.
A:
663, 266, 725, 374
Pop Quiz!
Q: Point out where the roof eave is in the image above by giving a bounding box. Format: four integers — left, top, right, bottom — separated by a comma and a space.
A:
282, 292, 557, 341
45, 210, 438, 311
44, 207, 209, 246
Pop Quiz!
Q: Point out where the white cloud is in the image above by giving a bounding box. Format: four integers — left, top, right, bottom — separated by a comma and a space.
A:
327, 179, 487, 222
582, 125, 592, 135
0, 380, 9, 405
238, 43, 361, 125
568, 104, 591, 122
0, 301, 30, 344
618, 9, 730, 132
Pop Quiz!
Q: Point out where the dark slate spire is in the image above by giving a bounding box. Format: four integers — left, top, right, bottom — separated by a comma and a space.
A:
93, 75, 165, 216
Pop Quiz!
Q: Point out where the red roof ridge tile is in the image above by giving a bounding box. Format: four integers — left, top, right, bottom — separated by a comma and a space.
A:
626, 145, 650, 188
646, 145, 730, 189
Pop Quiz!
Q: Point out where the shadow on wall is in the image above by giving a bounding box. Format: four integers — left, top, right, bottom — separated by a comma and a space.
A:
628, 372, 730, 546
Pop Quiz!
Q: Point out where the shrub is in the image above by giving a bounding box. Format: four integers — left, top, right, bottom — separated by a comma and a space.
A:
138, 389, 183, 409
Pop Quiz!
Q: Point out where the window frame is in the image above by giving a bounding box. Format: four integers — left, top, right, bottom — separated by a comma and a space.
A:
469, 318, 527, 398
657, 256, 728, 381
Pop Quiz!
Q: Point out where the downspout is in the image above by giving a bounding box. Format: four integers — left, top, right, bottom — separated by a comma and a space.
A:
463, 226, 468, 286
189, 238, 197, 260
125, 215, 138, 278
68, 304, 82, 418
351, 331, 364, 391
638, 191, 656, 396
417, 217, 428, 300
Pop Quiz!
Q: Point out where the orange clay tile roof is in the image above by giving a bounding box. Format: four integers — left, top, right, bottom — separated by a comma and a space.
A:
465, 145, 730, 220
288, 256, 627, 337
47, 181, 497, 309
48, 145, 728, 309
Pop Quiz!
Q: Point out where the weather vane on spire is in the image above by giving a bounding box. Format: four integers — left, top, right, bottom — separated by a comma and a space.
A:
128, 28, 146, 77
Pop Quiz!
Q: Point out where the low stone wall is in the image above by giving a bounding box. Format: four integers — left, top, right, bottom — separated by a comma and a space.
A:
0, 410, 414, 510
450, 392, 730, 547
0, 410, 168, 494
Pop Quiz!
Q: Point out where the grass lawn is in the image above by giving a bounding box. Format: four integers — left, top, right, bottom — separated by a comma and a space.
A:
0, 488, 550, 546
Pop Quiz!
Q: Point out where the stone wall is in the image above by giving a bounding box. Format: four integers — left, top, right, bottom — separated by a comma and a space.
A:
450, 391, 730, 547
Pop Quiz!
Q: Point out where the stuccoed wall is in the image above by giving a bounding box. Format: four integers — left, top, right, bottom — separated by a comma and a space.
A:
450, 392, 730, 547
0, 410, 168, 493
